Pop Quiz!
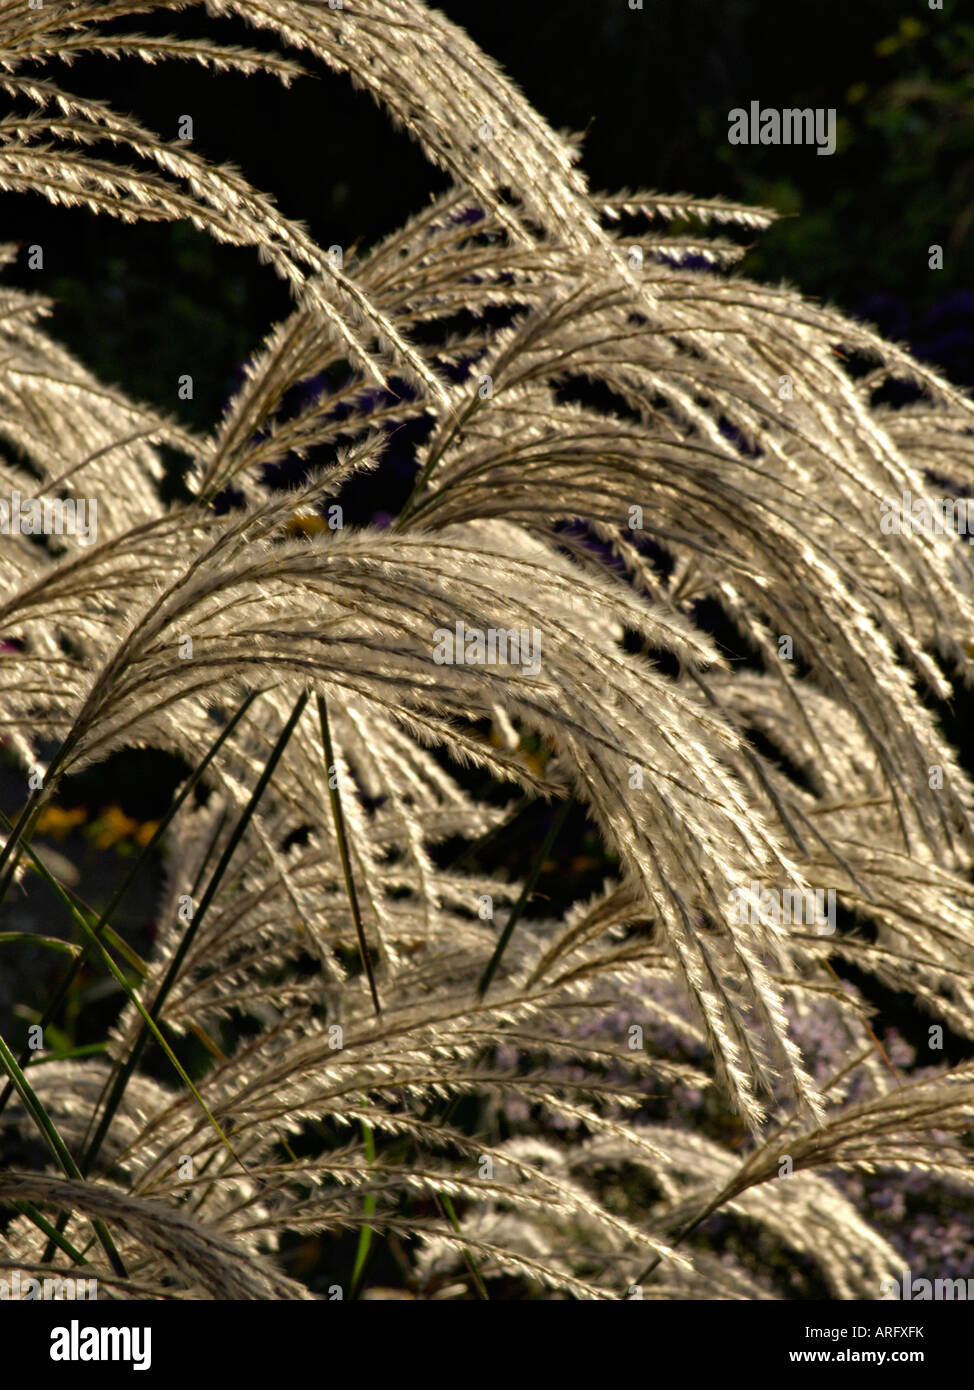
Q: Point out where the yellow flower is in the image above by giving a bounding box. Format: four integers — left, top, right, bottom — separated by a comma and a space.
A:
34, 805, 87, 840
92, 804, 140, 850
287, 512, 328, 537
134, 819, 160, 848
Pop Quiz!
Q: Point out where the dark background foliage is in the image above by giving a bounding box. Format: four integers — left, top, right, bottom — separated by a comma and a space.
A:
4, 0, 972, 429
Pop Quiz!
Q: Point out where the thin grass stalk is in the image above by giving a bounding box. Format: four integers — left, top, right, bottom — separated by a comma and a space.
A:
6, 812, 247, 1171
477, 798, 572, 1000
79, 690, 310, 1177
316, 690, 381, 1015
0, 1031, 127, 1278
0, 689, 259, 1122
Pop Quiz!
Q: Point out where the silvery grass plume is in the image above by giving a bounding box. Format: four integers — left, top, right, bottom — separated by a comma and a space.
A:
0, 0, 973, 1300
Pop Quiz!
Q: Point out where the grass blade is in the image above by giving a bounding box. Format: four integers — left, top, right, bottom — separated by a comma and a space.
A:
477, 798, 571, 1000
0, 690, 259, 1123
317, 691, 381, 1015
80, 690, 309, 1177
0, 1030, 127, 1277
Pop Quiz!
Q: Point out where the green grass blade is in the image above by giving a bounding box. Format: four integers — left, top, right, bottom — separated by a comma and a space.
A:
316, 691, 381, 1015
81, 689, 309, 1177
0, 690, 259, 1124
0, 1030, 127, 1277
0, 932, 81, 958
12, 1201, 91, 1266
4, 810, 248, 1174
439, 1192, 489, 1300
477, 798, 571, 1000
348, 1120, 377, 1298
